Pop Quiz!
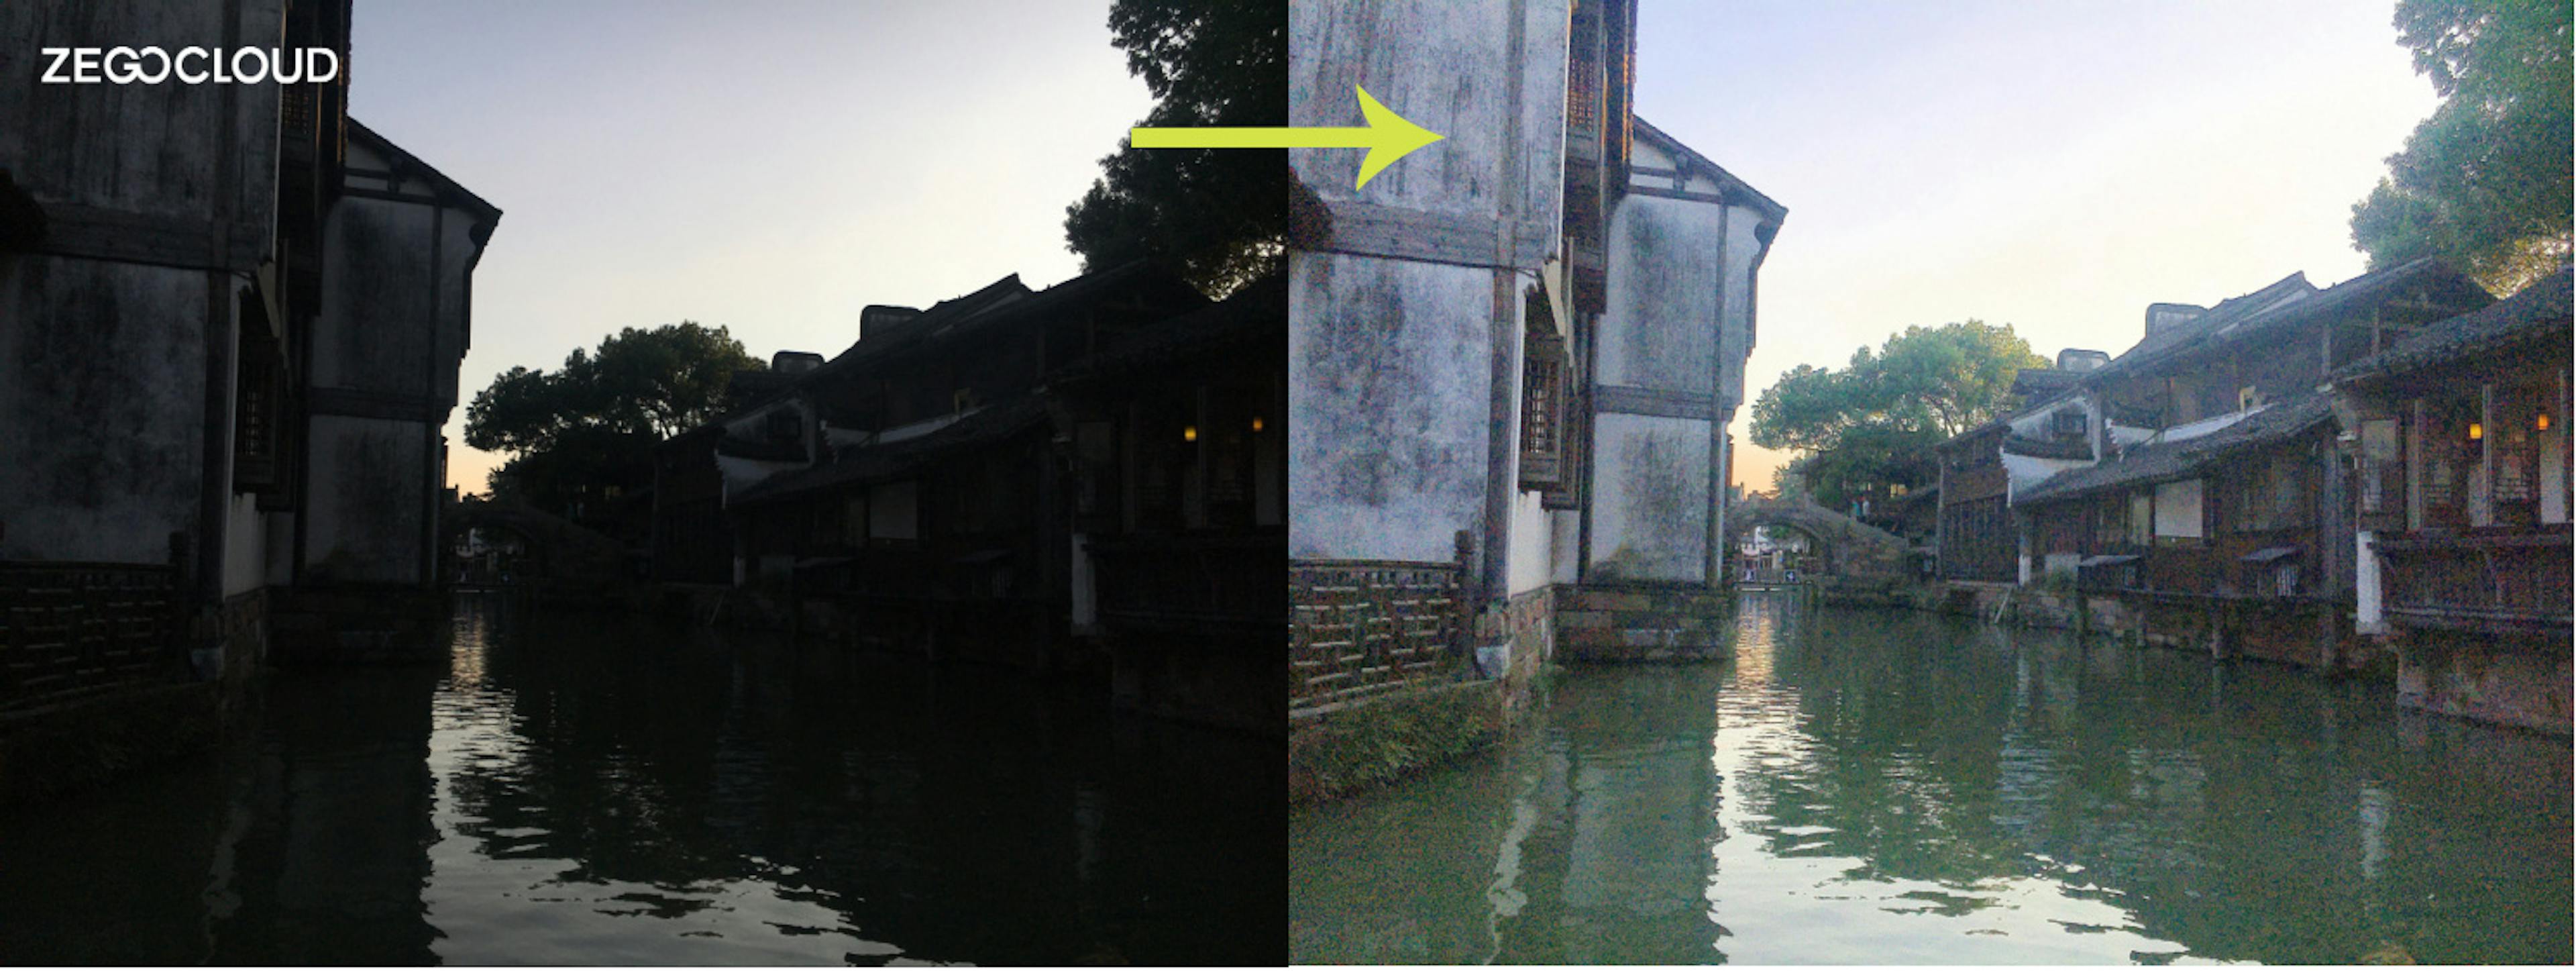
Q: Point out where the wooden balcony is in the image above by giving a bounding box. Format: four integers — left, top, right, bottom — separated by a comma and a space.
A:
2375, 531, 2573, 638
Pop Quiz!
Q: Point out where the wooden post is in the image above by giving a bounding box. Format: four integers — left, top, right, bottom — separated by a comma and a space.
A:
1452, 529, 1477, 658
2407, 399, 2426, 531
2477, 382, 2496, 527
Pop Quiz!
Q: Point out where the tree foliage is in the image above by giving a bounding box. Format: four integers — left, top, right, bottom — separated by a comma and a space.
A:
464, 322, 760, 508
2351, 0, 2572, 293
1063, 0, 1287, 297
1750, 321, 2046, 507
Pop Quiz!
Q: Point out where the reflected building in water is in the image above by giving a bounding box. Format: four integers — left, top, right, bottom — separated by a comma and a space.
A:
3, 593, 1285, 965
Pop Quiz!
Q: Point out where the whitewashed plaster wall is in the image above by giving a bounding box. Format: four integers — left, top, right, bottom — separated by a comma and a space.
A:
1717, 205, 1764, 411
1288, 252, 1493, 563
1288, 0, 1572, 582
304, 415, 431, 583
1587, 412, 1710, 582
1289, 0, 1568, 237
300, 176, 487, 585
0, 258, 213, 563
1585, 192, 1733, 584
1597, 195, 1720, 393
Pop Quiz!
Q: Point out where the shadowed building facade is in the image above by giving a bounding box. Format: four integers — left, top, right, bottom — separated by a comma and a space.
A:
0, 0, 499, 799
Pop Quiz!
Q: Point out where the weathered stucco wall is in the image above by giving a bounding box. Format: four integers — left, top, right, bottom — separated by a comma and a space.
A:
1587, 412, 1709, 582
1598, 196, 1720, 393
1586, 189, 1750, 586
1289, 253, 1492, 563
0, 1, 297, 569
1717, 204, 1764, 410
0, 1, 284, 240
313, 198, 439, 393
299, 146, 486, 589
1289, 0, 1568, 242
303, 416, 431, 584
0, 256, 212, 563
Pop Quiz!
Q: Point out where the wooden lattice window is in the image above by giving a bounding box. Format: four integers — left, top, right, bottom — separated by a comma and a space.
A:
1521, 331, 1566, 489
1566, 7, 1602, 140
1607, 0, 1635, 170
233, 336, 280, 490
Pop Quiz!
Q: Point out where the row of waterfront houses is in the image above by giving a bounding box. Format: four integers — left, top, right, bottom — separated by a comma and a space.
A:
1933, 261, 2572, 733
647, 265, 1287, 731
1, 1, 500, 796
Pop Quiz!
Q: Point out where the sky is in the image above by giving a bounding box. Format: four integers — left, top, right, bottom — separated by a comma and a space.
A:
352, 1, 2444, 495
348, 1, 1151, 493
1633, 0, 2440, 491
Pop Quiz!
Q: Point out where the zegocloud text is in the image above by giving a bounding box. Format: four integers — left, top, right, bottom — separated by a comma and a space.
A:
40, 47, 340, 85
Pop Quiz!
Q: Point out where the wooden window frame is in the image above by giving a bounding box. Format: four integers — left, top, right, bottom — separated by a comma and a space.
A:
1519, 330, 1568, 491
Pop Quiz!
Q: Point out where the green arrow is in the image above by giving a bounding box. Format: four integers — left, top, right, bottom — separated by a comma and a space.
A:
1130, 85, 1444, 189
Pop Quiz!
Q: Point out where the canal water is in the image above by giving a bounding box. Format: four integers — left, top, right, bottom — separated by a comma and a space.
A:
1291, 593, 2571, 965
0, 593, 1284, 965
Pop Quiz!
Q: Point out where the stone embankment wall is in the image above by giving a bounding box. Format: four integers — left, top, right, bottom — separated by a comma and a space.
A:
1289, 585, 1555, 804
2394, 629, 2571, 735
1553, 586, 1731, 661
1912, 580, 2396, 677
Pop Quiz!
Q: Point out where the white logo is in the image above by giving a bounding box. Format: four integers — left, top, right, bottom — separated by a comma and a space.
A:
39, 47, 340, 85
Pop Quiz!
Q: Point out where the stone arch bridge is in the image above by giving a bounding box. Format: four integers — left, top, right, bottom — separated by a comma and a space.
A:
1725, 495, 1915, 584
442, 497, 628, 597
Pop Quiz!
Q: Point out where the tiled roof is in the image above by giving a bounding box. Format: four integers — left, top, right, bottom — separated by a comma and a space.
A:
1053, 274, 1283, 384
2016, 393, 2334, 505
2332, 265, 2571, 385
2079, 270, 2315, 385
2012, 368, 2080, 398
2001, 433, 2094, 460
729, 395, 1053, 507
2082, 259, 2491, 388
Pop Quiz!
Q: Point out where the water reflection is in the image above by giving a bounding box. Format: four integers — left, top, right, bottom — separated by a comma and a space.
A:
1, 593, 1283, 965
1290, 594, 2572, 964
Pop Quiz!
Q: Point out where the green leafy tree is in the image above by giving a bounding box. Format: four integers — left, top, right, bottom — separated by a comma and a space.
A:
464, 322, 761, 513
2351, 0, 2571, 293
1063, 0, 1286, 297
1750, 321, 2046, 509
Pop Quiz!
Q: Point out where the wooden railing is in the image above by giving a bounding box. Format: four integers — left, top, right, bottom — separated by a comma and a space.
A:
0, 562, 182, 715
1289, 558, 1466, 717
2375, 531, 2573, 637
1091, 535, 1285, 634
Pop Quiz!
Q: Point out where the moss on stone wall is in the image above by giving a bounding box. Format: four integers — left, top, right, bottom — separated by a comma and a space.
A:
1289, 680, 1505, 804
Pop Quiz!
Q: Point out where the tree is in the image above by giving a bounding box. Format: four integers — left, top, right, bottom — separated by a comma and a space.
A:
2351, 0, 2571, 294
464, 322, 761, 512
1750, 321, 2045, 509
1063, 0, 1286, 297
